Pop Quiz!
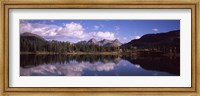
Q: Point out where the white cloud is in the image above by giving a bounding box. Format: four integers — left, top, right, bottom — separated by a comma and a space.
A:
20, 22, 60, 37
90, 31, 116, 40
115, 26, 120, 31
94, 24, 104, 30
20, 22, 86, 39
57, 22, 86, 39
20, 22, 33, 33
123, 37, 127, 40
50, 20, 54, 22
94, 25, 100, 30
152, 28, 159, 32
134, 36, 141, 39
100, 24, 104, 28
20, 21, 117, 41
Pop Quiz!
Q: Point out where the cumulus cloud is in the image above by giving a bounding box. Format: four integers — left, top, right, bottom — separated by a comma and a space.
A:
94, 25, 100, 30
20, 22, 33, 33
123, 37, 127, 40
89, 31, 116, 40
100, 24, 104, 28
57, 22, 86, 39
20, 21, 117, 41
152, 28, 159, 32
94, 24, 104, 30
20, 22, 86, 39
50, 20, 54, 22
20, 21, 60, 37
115, 26, 120, 32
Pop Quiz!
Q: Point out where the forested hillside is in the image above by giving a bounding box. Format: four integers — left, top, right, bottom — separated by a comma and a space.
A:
121, 30, 180, 56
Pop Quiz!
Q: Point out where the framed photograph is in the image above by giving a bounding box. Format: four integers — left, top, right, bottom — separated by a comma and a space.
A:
0, 0, 199, 95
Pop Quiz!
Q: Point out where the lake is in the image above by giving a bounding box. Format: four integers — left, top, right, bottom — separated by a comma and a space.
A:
20, 54, 180, 76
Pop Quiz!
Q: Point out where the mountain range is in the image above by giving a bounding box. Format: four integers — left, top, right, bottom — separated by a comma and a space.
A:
20, 29, 180, 48
20, 32, 122, 47
121, 30, 180, 48
77, 38, 122, 47
21, 32, 47, 42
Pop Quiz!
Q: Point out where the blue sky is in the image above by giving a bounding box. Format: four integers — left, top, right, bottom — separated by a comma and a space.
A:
20, 20, 180, 43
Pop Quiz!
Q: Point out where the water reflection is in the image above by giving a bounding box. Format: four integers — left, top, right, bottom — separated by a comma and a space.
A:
20, 54, 180, 76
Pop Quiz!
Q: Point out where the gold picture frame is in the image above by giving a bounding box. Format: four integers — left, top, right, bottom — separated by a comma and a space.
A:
0, 0, 199, 96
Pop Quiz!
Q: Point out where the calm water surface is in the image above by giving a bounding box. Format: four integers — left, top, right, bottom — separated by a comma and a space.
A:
20, 54, 180, 76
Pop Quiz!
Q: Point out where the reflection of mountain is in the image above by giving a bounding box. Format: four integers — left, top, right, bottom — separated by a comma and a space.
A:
20, 54, 180, 76
122, 56, 180, 75
20, 54, 121, 76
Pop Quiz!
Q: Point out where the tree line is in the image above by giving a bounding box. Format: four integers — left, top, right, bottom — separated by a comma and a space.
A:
20, 38, 120, 53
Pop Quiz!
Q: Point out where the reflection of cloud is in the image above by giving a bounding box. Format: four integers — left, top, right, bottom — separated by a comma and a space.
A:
20, 62, 117, 76
118, 60, 131, 67
20, 65, 63, 76
94, 63, 115, 71
135, 64, 141, 68
153, 73, 159, 76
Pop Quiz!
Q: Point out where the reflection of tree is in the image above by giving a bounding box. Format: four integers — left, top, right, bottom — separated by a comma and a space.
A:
21, 54, 180, 76
122, 56, 180, 75
20, 54, 120, 68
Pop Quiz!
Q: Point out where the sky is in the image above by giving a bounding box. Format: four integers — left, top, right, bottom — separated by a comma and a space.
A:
20, 20, 180, 43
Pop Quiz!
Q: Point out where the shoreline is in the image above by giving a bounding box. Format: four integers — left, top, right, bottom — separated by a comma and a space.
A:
20, 52, 121, 55
20, 51, 179, 57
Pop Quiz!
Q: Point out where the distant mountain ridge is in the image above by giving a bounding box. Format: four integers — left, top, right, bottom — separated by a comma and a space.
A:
21, 32, 122, 47
87, 38, 98, 45
21, 32, 46, 42
121, 30, 180, 48
77, 38, 122, 47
